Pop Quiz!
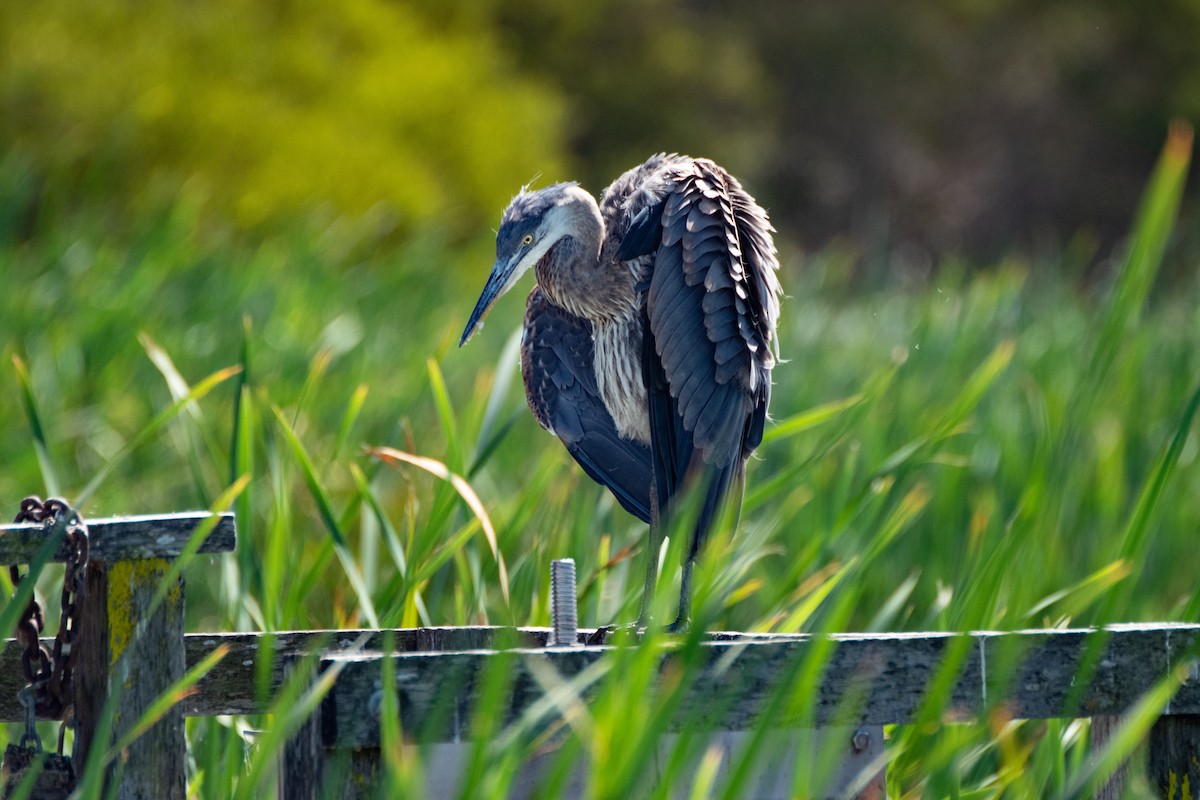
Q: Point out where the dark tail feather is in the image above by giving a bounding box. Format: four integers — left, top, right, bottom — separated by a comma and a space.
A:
682, 457, 745, 564
643, 311, 749, 564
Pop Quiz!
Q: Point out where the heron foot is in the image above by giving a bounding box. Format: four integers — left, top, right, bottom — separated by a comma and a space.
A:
585, 622, 643, 645
666, 615, 690, 634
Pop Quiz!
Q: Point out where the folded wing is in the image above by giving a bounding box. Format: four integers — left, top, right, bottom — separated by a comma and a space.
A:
521, 287, 654, 523
620, 159, 781, 557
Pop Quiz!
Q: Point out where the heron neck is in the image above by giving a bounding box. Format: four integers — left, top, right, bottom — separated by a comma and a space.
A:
536, 233, 637, 322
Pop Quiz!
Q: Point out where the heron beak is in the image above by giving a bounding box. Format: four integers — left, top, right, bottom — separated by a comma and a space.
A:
459, 253, 521, 346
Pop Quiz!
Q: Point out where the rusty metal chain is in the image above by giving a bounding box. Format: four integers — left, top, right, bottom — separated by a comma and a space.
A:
8, 495, 89, 755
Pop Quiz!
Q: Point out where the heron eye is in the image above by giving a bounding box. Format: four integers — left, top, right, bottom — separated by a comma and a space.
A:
521, 234, 534, 245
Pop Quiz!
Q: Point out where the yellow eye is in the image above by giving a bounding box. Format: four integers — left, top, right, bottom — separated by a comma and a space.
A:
522, 234, 534, 245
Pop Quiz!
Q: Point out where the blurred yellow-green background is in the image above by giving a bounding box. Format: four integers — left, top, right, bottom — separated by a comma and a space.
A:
3, 0, 1198, 257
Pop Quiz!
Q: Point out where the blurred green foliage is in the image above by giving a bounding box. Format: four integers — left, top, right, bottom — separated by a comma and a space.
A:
0, 0, 564, 234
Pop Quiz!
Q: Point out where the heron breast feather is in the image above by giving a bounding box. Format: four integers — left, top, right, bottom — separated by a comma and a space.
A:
592, 319, 650, 444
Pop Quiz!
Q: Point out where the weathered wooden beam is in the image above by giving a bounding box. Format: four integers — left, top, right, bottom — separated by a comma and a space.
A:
0, 627, 537, 721
4, 624, 1198, 728
317, 635, 954, 748
306, 625, 1200, 746
182, 623, 1200, 729
0, 512, 236, 563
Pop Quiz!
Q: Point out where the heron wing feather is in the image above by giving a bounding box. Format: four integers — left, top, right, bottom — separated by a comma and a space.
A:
640, 159, 780, 463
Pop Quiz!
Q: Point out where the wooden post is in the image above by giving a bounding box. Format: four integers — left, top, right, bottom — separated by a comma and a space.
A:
1090, 715, 1127, 800
0, 512, 235, 800
75, 558, 187, 800
278, 659, 325, 800
1148, 715, 1200, 798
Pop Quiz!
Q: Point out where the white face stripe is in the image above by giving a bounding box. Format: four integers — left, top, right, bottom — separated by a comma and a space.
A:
502, 223, 559, 296
502, 200, 577, 292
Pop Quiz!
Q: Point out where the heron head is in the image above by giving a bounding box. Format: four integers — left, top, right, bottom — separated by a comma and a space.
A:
459, 183, 598, 346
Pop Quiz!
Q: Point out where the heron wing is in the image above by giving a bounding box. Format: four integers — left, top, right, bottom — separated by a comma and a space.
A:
632, 159, 780, 463
521, 287, 654, 523
624, 159, 781, 556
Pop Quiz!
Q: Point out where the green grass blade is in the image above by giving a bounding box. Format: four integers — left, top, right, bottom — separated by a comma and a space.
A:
427, 358, 464, 475
273, 405, 379, 627
369, 444, 510, 607
1100, 379, 1200, 623
332, 383, 369, 462
229, 315, 253, 485
350, 462, 407, 577
1116, 380, 1200, 564
745, 361, 900, 513
1059, 123, 1192, 474
232, 385, 257, 600
272, 407, 346, 547
291, 348, 331, 427
761, 392, 865, 445
1089, 124, 1192, 391
874, 339, 1014, 477
467, 412, 520, 480
470, 325, 522, 470
140, 332, 223, 504
12, 354, 60, 496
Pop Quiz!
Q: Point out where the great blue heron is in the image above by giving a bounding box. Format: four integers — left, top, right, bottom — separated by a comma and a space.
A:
460, 154, 781, 629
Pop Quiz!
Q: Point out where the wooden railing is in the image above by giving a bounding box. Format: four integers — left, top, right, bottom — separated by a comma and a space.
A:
1, 512, 1197, 798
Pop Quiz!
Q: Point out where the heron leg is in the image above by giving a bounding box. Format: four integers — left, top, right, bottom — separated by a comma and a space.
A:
667, 558, 693, 633
636, 486, 666, 627
636, 520, 663, 627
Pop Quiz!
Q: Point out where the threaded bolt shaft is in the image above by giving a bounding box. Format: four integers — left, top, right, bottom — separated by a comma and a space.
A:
550, 558, 578, 646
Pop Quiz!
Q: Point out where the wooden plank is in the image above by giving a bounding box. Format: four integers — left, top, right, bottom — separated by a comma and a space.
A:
0, 627, 546, 720
183, 627, 550, 718
320, 636, 974, 748
0, 512, 236, 563
3, 625, 1198, 727
75, 560, 187, 800
978, 625, 1195, 719
302, 625, 1200, 748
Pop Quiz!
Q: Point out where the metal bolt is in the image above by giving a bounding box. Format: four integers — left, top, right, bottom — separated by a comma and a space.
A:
549, 559, 579, 647
851, 728, 871, 754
